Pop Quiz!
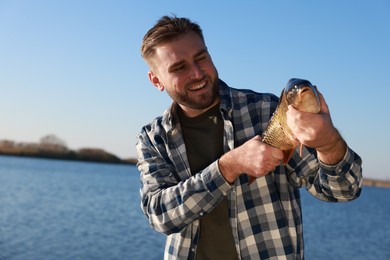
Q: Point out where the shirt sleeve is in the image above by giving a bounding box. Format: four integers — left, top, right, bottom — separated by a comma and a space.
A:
136, 128, 232, 235
286, 146, 363, 202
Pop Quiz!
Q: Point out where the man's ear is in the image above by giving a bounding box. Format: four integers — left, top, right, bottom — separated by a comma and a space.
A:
148, 71, 164, 91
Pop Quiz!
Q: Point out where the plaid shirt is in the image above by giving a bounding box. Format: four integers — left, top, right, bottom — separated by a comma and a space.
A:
136, 79, 363, 259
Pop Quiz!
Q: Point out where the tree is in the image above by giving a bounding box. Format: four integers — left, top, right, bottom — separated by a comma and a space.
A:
39, 134, 67, 149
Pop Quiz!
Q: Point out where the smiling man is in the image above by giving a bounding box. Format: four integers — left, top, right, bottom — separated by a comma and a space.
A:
147, 30, 219, 117
136, 15, 362, 259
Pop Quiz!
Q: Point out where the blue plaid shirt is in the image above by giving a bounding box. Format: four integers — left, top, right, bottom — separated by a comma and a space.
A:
136, 79, 362, 259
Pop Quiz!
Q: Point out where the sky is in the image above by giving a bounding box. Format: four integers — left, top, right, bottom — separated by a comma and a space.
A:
1, 0, 389, 180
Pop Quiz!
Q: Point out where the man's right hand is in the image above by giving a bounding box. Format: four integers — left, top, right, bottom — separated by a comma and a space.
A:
218, 135, 284, 184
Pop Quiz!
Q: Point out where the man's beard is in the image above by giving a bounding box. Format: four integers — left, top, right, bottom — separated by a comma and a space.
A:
167, 73, 219, 110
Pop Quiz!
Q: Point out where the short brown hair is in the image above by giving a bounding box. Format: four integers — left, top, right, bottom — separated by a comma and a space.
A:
141, 15, 204, 63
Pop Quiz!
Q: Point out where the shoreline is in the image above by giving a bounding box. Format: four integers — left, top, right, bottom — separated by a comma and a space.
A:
0, 152, 137, 166
363, 178, 390, 188
0, 138, 137, 165
0, 153, 388, 188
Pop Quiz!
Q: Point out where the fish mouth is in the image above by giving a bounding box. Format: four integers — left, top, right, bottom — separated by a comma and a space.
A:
297, 86, 321, 113
298, 86, 315, 100
300, 85, 320, 102
284, 78, 321, 112
299, 86, 311, 95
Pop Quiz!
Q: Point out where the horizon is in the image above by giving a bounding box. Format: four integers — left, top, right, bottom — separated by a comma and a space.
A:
1, 1, 389, 180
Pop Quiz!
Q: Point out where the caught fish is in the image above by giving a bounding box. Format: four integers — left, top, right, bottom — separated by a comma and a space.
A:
249, 78, 321, 184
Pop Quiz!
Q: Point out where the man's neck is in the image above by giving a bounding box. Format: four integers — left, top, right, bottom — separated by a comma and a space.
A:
178, 98, 220, 118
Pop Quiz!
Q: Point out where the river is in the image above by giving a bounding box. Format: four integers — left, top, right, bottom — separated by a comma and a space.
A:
0, 155, 388, 259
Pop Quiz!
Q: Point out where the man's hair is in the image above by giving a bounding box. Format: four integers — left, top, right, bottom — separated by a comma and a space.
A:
141, 15, 204, 64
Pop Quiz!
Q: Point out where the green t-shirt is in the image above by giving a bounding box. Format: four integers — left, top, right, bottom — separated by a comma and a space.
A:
178, 104, 238, 260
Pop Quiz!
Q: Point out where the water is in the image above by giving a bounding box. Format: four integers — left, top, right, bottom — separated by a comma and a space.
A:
0, 156, 389, 260
0, 156, 165, 260
301, 184, 390, 259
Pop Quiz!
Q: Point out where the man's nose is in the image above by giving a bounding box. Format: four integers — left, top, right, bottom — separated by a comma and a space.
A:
189, 63, 204, 79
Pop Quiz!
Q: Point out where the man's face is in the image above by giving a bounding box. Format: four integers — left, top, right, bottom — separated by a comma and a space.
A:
148, 31, 219, 117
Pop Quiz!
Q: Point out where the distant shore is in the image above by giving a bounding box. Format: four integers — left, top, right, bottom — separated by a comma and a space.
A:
0, 138, 137, 165
0, 152, 137, 165
363, 178, 390, 188
1, 139, 388, 188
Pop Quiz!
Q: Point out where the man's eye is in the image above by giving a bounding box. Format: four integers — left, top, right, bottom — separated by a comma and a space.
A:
170, 65, 185, 72
195, 56, 206, 62
173, 65, 185, 71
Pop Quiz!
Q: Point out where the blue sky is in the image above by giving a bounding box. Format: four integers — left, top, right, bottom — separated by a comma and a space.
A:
1, 1, 389, 180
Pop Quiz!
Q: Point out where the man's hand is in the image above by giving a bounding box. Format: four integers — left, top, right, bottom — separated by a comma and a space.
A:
286, 91, 347, 165
218, 135, 284, 184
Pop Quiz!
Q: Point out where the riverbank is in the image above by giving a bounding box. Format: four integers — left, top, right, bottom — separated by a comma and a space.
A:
1, 139, 387, 187
0, 139, 137, 165
363, 178, 390, 188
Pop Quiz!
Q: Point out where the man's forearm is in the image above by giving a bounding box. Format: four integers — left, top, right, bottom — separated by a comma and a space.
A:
218, 151, 240, 184
316, 129, 347, 165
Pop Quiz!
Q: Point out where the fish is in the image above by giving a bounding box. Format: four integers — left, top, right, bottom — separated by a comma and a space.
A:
249, 78, 321, 184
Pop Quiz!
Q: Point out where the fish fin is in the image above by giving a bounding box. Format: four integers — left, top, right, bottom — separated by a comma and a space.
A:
248, 176, 256, 185
299, 143, 303, 157
282, 149, 295, 165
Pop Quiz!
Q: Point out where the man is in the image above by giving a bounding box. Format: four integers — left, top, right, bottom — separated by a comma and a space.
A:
136, 15, 362, 259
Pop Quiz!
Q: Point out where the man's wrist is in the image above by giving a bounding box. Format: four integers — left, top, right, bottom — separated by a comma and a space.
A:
218, 152, 239, 184
316, 130, 347, 165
